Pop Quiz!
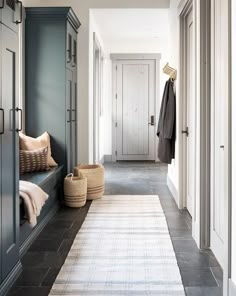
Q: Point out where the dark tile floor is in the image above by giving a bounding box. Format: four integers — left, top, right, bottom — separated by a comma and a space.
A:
7, 162, 223, 296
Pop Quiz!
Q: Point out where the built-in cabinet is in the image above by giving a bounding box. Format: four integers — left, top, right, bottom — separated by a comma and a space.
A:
0, 1, 22, 294
25, 8, 80, 174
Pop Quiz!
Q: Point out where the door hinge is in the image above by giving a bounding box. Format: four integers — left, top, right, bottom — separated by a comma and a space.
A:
115, 122, 118, 127
115, 150, 117, 156
116, 65, 117, 71
115, 93, 118, 99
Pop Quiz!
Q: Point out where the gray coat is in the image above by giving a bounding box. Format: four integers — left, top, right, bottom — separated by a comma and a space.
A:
157, 79, 176, 164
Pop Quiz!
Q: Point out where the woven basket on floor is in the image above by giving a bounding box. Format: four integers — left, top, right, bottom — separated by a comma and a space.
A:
64, 172, 87, 207
74, 164, 104, 200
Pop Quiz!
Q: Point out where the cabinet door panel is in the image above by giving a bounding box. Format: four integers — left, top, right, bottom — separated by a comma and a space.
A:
66, 69, 72, 173
71, 71, 77, 168
1, 24, 19, 280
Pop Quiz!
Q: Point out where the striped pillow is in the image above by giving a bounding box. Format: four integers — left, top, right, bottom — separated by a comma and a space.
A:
20, 147, 49, 174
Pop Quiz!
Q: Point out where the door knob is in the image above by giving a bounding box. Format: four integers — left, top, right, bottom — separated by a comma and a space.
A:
182, 127, 189, 137
148, 115, 155, 126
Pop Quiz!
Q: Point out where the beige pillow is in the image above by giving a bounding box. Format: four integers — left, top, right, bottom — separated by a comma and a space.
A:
19, 132, 58, 167
20, 147, 49, 174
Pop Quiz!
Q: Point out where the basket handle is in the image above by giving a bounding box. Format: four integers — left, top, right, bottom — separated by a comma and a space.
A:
66, 173, 74, 181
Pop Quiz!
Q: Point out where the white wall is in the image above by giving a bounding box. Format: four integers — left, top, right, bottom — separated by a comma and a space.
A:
231, 0, 236, 288
167, 0, 181, 203
22, 0, 170, 163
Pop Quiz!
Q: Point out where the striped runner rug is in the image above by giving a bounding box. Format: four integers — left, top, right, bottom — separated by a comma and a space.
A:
49, 195, 185, 296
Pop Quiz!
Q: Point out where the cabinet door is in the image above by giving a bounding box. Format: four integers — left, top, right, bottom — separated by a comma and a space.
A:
71, 70, 77, 169
66, 68, 73, 173
0, 0, 21, 33
1, 24, 19, 280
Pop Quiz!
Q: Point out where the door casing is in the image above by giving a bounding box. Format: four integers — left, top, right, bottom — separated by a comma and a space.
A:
111, 53, 161, 162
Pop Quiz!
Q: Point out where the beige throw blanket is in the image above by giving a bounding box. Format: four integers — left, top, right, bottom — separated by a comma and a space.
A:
20, 181, 49, 227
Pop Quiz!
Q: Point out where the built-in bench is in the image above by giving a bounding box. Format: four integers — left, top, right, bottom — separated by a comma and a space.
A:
19, 166, 64, 256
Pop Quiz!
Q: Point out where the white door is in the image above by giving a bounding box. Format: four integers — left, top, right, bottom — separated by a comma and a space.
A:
186, 10, 195, 217
115, 60, 155, 161
210, 0, 227, 268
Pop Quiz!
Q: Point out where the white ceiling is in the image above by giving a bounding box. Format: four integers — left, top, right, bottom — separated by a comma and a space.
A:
92, 9, 169, 46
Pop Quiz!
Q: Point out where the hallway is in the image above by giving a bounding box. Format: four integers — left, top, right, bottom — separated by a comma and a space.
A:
8, 162, 222, 296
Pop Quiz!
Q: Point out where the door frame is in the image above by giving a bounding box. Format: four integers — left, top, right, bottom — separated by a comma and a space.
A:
178, 0, 211, 249
110, 53, 161, 162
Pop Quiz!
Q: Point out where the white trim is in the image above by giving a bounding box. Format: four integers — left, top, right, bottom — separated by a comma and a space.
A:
112, 61, 117, 162
111, 54, 161, 162
198, 0, 211, 250
110, 53, 161, 60
178, 0, 191, 15
229, 280, 236, 296
167, 175, 178, 202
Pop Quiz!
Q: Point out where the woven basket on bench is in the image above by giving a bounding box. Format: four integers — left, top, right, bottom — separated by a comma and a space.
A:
74, 164, 104, 200
64, 172, 87, 207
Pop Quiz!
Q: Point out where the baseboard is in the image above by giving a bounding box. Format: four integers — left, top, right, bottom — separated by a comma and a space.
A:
20, 203, 59, 257
167, 174, 178, 203
104, 154, 112, 163
229, 279, 236, 296
0, 261, 22, 296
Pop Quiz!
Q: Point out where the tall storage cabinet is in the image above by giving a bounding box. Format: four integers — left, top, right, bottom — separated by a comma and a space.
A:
0, 0, 23, 294
25, 8, 80, 174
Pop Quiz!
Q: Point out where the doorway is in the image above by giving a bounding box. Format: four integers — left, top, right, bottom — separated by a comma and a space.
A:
111, 54, 160, 162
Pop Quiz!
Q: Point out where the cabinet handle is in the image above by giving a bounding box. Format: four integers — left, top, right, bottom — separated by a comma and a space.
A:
71, 54, 76, 67
71, 109, 76, 122
0, 0, 4, 9
67, 34, 72, 63
182, 127, 189, 137
67, 109, 71, 123
67, 50, 72, 63
14, 0, 23, 25
0, 108, 4, 134
16, 107, 23, 132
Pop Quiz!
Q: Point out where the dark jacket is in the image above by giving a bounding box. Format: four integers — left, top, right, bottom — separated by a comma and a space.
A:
157, 79, 176, 164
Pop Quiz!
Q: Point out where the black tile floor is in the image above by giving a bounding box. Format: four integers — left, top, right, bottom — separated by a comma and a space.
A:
7, 162, 223, 296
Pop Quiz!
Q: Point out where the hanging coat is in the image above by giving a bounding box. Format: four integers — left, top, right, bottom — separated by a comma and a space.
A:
157, 79, 176, 164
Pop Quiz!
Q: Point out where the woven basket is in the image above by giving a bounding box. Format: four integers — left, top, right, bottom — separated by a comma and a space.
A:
64, 172, 87, 207
74, 164, 104, 200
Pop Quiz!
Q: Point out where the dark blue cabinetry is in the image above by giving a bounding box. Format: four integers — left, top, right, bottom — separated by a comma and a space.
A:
25, 7, 80, 174
0, 1, 22, 295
